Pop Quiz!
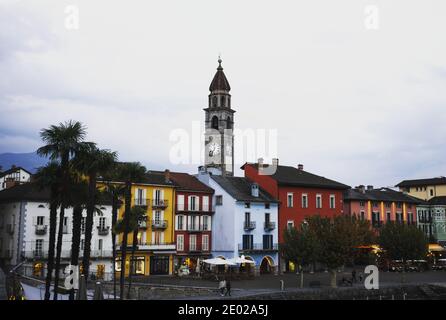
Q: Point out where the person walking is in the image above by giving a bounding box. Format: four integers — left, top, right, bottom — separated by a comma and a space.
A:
224, 278, 231, 297
218, 279, 226, 296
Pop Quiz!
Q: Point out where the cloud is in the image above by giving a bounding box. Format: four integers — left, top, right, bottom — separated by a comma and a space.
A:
1, 0, 446, 188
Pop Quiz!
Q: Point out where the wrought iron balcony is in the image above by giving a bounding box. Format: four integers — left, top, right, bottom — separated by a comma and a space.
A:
151, 220, 168, 229
134, 198, 148, 207
97, 226, 110, 235
264, 221, 276, 231
35, 225, 48, 235
152, 199, 168, 209
138, 216, 148, 229
418, 217, 432, 224
244, 221, 256, 231
238, 243, 279, 252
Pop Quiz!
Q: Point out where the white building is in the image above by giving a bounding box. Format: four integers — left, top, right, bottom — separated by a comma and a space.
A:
197, 169, 279, 274
0, 166, 32, 191
0, 183, 114, 280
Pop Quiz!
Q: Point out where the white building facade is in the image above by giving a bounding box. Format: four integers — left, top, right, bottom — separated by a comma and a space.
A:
197, 170, 279, 274
0, 184, 114, 280
0, 166, 32, 191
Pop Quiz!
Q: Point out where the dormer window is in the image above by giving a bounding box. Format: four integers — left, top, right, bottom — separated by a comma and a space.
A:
251, 183, 259, 197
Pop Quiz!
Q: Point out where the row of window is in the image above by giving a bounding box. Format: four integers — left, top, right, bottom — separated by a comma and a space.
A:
177, 195, 211, 211
287, 193, 336, 209
176, 234, 209, 251
359, 201, 411, 209
175, 215, 211, 231
241, 234, 274, 250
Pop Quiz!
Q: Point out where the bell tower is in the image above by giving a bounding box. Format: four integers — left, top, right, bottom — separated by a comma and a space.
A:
204, 58, 235, 176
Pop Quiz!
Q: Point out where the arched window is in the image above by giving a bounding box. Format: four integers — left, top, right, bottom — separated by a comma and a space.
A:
220, 96, 225, 107
212, 96, 218, 107
226, 117, 231, 129
211, 116, 219, 130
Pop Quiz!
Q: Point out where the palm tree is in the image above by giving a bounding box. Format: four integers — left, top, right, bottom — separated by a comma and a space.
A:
34, 162, 62, 300
103, 180, 124, 299
74, 146, 117, 280
116, 162, 146, 300
37, 120, 94, 300
127, 206, 146, 299
114, 206, 146, 299
67, 180, 89, 300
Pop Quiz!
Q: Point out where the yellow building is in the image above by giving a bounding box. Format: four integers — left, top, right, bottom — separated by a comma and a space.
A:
396, 177, 446, 201
106, 170, 177, 276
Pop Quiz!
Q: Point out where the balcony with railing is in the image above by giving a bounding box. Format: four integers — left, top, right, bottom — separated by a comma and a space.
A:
35, 225, 48, 235
138, 216, 148, 229
152, 199, 168, 209
238, 243, 279, 252
264, 221, 276, 231
136, 242, 176, 251
151, 220, 168, 229
244, 221, 256, 231
97, 226, 110, 235
418, 217, 432, 224
176, 204, 215, 214
134, 198, 148, 207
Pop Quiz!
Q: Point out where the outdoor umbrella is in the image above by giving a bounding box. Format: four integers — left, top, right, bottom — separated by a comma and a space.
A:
93, 281, 104, 300
203, 258, 236, 266
76, 275, 87, 300
227, 255, 256, 265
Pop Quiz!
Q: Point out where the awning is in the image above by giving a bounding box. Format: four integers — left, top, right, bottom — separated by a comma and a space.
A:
429, 244, 446, 252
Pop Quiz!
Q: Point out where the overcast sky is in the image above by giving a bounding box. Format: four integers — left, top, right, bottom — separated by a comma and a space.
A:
1, 0, 446, 187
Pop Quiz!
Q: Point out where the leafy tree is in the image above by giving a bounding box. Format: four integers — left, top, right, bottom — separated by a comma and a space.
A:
379, 222, 428, 268
282, 223, 321, 288
307, 215, 374, 287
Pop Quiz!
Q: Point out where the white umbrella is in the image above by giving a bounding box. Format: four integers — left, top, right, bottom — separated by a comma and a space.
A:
203, 258, 236, 266
228, 255, 256, 265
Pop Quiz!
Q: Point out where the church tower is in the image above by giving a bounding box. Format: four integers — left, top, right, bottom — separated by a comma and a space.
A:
204, 58, 235, 176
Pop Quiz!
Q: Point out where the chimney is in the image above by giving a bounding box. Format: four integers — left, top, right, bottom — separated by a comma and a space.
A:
356, 185, 365, 194
251, 183, 259, 197
367, 185, 373, 191
164, 169, 171, 183
297, 164, 304, 170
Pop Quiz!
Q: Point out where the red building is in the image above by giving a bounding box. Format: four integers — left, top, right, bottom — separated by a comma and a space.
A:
242, 160, 350, 271
169, 172, 214, 274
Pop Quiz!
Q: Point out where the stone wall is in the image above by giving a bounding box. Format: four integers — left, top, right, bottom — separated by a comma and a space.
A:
103, 283, 222, 300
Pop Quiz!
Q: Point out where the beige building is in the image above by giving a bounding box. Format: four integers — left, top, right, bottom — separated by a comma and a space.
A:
396, 177, 446, 201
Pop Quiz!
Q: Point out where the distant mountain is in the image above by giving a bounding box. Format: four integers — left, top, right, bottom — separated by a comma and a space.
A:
0, 152, 49, 173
